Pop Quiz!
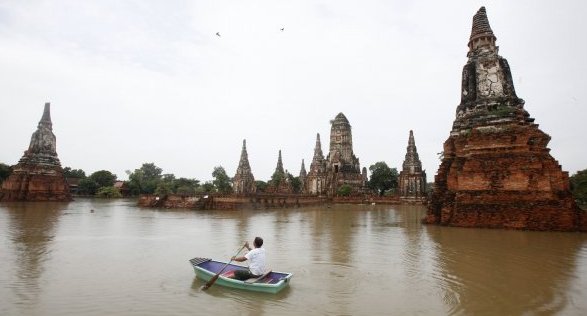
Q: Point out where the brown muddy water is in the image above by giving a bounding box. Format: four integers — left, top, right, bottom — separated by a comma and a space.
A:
1, 199, 586, 315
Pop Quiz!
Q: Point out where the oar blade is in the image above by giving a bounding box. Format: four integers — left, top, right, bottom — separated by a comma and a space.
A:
201, 274, 220, 290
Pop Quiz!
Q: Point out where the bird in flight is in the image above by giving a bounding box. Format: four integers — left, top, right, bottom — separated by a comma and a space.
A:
280, 28, 284, 32
216, 32, 221, 37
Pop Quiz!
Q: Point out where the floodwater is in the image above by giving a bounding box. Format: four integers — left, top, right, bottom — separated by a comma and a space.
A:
1, 199, 586, 316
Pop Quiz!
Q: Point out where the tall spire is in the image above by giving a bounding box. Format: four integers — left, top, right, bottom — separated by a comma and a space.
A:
313, 133, 324, 159
39, 102, 53, 129
468, 6, 496, 51
402, 130, 422, 173
232, 139, 256, 194
275, 150, 285, 175
299, 159, 307, 178
237, 139, 251, 172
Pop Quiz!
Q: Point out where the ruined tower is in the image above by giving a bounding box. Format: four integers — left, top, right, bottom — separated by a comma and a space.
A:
232, 139, 256, 194
266, 150, 293, 194
399, 130, 427, 202
299, 159, 307, 194
325, 113, 364, 195
424, 7, 584, 231
306, 133, 327, 195
0, 103, 72, 201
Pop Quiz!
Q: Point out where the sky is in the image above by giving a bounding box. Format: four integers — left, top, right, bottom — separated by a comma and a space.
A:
0, 0, 586, 182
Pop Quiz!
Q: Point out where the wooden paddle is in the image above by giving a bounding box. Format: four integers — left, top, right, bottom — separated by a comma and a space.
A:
201, 244, 246, 290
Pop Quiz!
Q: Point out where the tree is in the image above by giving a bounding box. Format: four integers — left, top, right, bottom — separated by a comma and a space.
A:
63, 167, 86, 179
172, 177, 199, 196
154, 182, 173, 196
287, 173, 302, 193
89, 170, 117, 188
199, 181, 216, 193
126, 163, 163, 195
255, 180, 268, 192
212, 166, 233, 194
0, 163, 12, 183
368, 162, 399, 196
96, 186, 122, 198
337, 184, 352, 196
78, 178, 98, 195
570, 169, 587, 205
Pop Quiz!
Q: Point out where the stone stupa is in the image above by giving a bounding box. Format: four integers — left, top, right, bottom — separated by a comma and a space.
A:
0, 102, 72, 201
424, 7, 584, 231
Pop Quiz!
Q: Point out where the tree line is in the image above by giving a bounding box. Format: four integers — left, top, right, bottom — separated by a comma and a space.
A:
1, 160, 585, 203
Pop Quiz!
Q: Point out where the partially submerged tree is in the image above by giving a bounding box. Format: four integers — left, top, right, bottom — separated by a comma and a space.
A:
368, 162, 398, 196
212, 166, 233, 194
337, 184, 352, 196
570, 169, 587, 205
126, 163, 163, 195
96, 186, 122, 198
0, 163, 12, 184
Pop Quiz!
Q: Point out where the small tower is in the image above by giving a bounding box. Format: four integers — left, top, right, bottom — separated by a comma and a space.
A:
0, 102, 72, 201
399, 130, 427, 202
299, 159, 307, 193
267, 150, 293, 194
325, 113, 364, 195
425, 7, 584, 231
306, 133, 327, 195
232, 139, 256, 195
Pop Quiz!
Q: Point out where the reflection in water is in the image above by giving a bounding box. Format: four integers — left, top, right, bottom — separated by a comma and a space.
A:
427, 226, 587, 315
1, 202, 66, 314
1, 200, 586, 315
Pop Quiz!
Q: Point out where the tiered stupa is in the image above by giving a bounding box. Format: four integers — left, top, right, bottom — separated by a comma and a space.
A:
325, 113, 364, 195
232, 139, 256, 194
299, 159, 307, 194
425, 7, 584, 231
399, 130, 427, 201
0, 103, 72, 201
306, 133, 327, 195
266, 150, 293, 194
304, 114, 366, 195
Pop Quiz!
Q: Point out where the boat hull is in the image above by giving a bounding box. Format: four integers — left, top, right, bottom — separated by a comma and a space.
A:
190, 257, 292, 294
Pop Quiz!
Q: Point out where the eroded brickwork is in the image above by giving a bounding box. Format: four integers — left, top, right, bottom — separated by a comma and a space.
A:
0, 103, 72, 201
424, 7, 585, 231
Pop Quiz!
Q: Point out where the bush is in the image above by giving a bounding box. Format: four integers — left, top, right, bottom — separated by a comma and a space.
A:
337, 184, 352, 196
95, 186, 122, 198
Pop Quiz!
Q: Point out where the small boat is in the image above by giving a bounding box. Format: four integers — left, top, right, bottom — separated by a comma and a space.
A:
189, 257, 293, 294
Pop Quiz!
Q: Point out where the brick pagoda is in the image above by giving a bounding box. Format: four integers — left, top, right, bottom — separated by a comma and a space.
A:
424, 7, 584, 231
0, 103, 72, 201
232, 139, 256, 194
399, 130, 427, 202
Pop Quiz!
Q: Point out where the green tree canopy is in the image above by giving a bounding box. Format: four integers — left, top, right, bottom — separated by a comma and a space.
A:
368, 162, 399, 196
78, 178, 98, 195
337, 184, 352, 196
63, 167, 86, 179
89, 170, 117, 188
255, 180, 268, 193
0, 163, 12, 183
126, 163, 163, 195
287, 173, 302, 193
570, 169, 587, 205
199, 181, 216, 193
96, 186, 122, 198
212, 166, 233, 194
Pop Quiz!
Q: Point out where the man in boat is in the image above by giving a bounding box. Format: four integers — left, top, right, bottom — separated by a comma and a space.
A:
231, 237, 266, 280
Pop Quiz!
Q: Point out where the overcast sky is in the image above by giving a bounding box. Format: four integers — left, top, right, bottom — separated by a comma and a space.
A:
1, 0, 585, 182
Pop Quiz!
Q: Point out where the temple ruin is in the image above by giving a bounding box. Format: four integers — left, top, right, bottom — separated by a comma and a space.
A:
232, 139, 256, 194
305, 113, 366, 196
266, 150, 293, 194
424, 7, 584, 231
0, 103, 72, 201
399, 130, 427, 202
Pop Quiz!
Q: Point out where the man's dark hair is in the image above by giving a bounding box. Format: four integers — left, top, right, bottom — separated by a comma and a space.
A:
254, 237, 263, 248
